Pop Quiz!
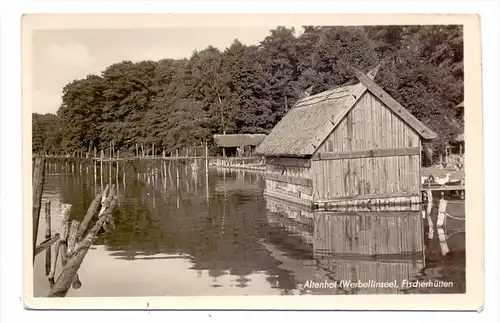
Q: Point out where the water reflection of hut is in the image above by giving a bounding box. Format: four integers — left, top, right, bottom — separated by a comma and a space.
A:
213, 134, 267, 157
265, 196, 314, 246
314, 211, 424, 294
313, 212, 424, 256
317, 256, 423, 294
255, 66, 437, 211
262, 200, 425, 295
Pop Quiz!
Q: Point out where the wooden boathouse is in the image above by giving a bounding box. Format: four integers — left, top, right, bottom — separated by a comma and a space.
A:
213, 134, 267, 157
255, 66, 437, 211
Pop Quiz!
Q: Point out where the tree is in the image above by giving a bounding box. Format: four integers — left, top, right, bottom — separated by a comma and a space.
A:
45, 25, 463, 164
58, 74, 105, 153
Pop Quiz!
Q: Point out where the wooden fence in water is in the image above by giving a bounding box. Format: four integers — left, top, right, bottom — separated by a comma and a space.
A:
32, 157, 120, 297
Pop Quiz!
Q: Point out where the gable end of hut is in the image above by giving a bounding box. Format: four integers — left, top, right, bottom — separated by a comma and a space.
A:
261, 66, 437, 211
309, 68, 437, 207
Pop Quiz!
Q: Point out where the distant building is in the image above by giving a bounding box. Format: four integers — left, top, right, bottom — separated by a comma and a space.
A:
213, 134, 267, 157
255, 65, 437, 211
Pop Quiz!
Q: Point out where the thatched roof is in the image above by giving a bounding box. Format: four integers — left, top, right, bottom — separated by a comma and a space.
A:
213, 134, 267, 148
255, 66, 437, 158
255, 85, 358, 157
453, 133, 464, 142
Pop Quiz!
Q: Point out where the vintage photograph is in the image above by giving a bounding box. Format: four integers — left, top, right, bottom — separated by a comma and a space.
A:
22, 14, 483, 309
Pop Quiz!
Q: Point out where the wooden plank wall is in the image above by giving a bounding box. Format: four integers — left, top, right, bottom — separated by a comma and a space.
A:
317, 258, 424, 294
312, 92, 421, 201
265, 163, 313, 201
313, 212, 424, 255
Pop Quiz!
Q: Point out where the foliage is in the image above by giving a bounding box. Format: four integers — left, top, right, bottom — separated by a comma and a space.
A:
33, 25, 463, 161
32, 113, 62, 154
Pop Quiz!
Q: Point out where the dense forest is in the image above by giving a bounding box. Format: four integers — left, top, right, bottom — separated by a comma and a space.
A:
32, 25, 463, 160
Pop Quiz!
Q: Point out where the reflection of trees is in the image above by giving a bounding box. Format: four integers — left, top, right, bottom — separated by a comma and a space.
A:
56, 161, 301, 292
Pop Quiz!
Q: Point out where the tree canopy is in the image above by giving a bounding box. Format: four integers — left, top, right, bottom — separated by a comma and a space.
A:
33, 25, 463, 160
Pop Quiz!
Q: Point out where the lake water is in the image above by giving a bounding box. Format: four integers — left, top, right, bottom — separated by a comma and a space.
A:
33, 159, 466, 297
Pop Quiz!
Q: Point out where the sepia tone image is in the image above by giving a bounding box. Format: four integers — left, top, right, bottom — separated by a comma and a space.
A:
23, 14, 483, 309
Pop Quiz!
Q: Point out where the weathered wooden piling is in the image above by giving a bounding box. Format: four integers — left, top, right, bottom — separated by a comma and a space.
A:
205, 141, 209, 203
436, 196, 448, 227
425, 189, 434, 239
116, 150, 119, 182
77, 193, 102, 238
100, 149, 104, 191
44, 201, 52, 275
48, 203, 72, 284
33, 158, 46, 261
48, 187, 118, 297
437, 227, 449, 256
109, 144, 112, 183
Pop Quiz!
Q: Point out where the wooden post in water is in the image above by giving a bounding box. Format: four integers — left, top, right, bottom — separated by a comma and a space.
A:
116, 150, 119, 182
437, 227, 449, 256
108, 144, 112, 184
205, 141, 209, 204
33, 158, 46, 262
100, 149, 104, 191
66, 220, 82, 289
76, 193, 102, 238
425, 190, 434, 239
436, 195, 448, 227
123, 161, 126, 188
136, 143, 139, 157
176, 161, 180, 189
49, 188, 118, 297
152, 144, 155, 158
48, 203, 72, 284
44, 201, 52, 275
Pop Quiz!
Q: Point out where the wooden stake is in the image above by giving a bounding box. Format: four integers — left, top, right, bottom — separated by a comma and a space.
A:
44, 201, 52, 275
33, 158, 46, 261
66, 220, 80, 255
205, 141, 209, 204
100, 149, 104, 191
76, 193, 102, 238
48, 203, 72, 284
437, 198, 448, 227
48, 188, 118, 297
437, 228, 449, 256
